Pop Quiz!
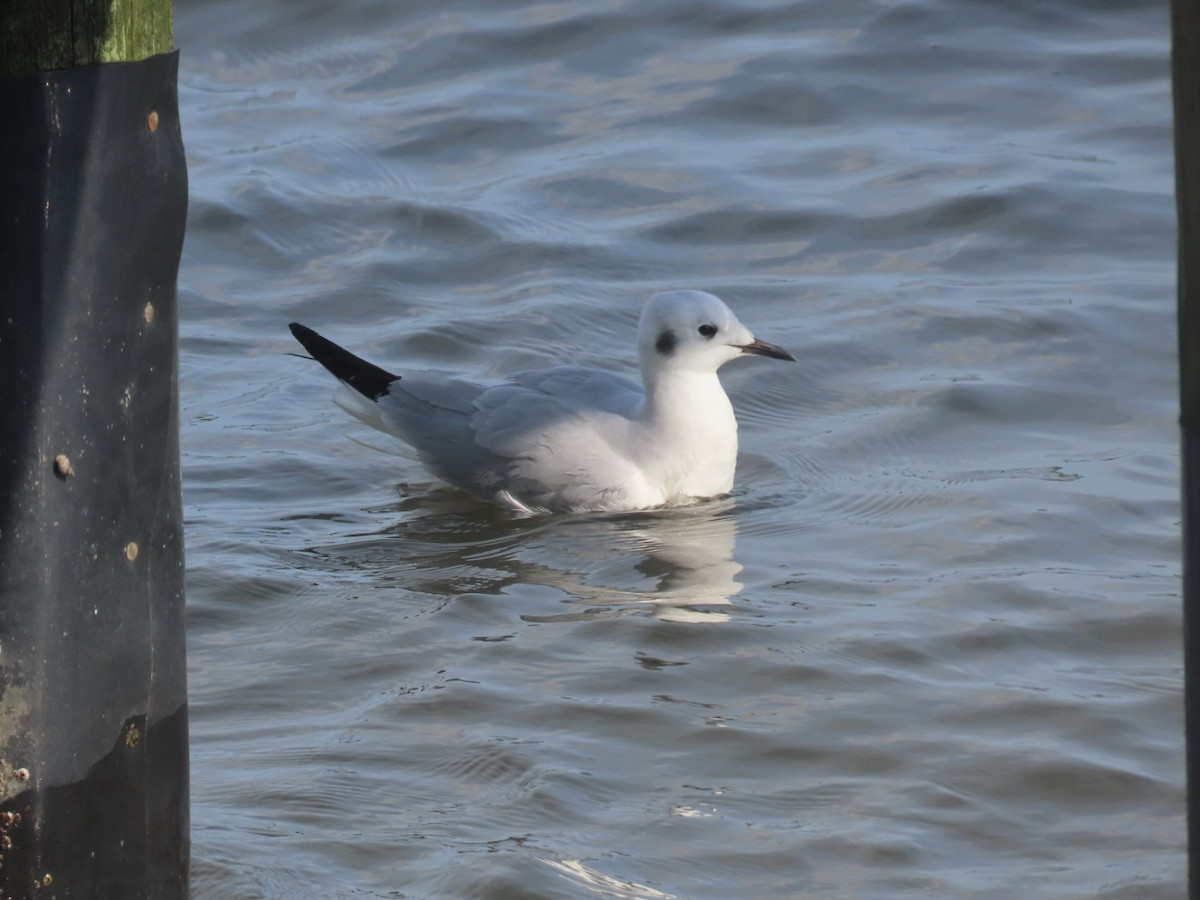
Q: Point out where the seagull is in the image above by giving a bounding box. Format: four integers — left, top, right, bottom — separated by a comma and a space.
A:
289, 290, 794, 514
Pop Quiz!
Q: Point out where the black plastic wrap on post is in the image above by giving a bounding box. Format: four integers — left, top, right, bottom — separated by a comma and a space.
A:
0, 52, 188, 899
1176, 2, 1200, 894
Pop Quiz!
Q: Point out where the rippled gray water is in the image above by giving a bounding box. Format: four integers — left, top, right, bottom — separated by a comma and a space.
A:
177, 0, 1181, 896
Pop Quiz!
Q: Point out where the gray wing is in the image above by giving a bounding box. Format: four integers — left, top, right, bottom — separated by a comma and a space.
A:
373, 372, 508, 496
472, 366, 643, 457
374, 366, 644, 501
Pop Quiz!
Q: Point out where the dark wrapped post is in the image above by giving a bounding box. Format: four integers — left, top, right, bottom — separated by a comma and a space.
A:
0, 8, 188, 900
1175, 1, 1199, 895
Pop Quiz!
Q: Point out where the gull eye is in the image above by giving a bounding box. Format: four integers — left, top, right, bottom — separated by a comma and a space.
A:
698, 324, 717, 339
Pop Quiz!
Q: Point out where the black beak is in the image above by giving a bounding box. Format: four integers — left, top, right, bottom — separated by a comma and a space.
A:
738, 338, 795, 362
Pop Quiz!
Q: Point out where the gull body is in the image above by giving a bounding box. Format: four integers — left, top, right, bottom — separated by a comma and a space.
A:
290, 290, 793, 514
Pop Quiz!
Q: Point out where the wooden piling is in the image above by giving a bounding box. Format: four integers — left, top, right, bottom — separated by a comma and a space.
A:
0, 0, 172, 75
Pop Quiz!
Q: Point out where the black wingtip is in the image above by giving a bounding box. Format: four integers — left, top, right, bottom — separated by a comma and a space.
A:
288, 322, 399, 400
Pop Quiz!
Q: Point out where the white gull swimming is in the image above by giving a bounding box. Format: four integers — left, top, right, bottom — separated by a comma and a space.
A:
289, 290, 794, 514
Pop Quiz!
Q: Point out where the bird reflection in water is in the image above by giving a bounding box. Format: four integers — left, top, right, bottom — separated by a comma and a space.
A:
307, 493, 745, 624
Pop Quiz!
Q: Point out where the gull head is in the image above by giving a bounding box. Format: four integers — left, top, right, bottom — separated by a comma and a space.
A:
637, 290, 795, 379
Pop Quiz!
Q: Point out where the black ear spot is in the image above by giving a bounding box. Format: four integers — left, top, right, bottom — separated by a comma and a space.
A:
655, 329, 677, 356
698, 323, 717, 339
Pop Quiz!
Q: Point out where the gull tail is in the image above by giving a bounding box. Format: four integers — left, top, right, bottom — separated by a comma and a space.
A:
288, 323, 398, 400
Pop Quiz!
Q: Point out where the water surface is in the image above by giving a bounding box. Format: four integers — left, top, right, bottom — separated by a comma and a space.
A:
177, 0, 1182, 896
